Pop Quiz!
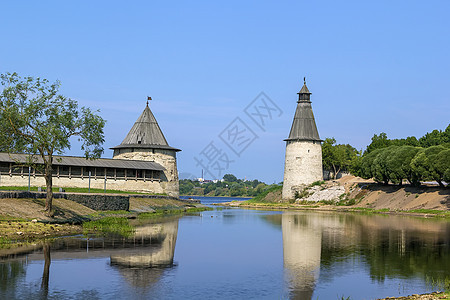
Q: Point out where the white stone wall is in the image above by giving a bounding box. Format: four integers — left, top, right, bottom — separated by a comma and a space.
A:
282, 140, 323, 200
0, 173, 165, 194
113, 148, 179, 197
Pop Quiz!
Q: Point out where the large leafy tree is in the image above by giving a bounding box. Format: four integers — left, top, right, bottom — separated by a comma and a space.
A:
0, 72, 105, 215
386, 146, 421, 186
322, 138, 359, 179
433, 149, 450, 184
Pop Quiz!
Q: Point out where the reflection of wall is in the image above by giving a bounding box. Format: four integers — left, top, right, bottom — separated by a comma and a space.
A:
110, 220, 179, 267
282, 213, 322, 300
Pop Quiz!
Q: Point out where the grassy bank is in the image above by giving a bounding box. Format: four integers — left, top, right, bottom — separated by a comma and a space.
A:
0, 193, 210, 246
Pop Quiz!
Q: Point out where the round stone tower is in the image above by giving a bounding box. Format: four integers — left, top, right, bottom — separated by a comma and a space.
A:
111, 99, 181, 197
282, 79, 323, 200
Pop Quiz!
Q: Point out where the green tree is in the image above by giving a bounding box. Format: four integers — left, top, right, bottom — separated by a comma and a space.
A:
433, 149, 450, 185
358, 148, 382, 179
0, 73, 105, 215
322, 138, 358, 179
365, 133, 391, 154
419, 129, 444, 147
223, 174, 238, 182
179, 180, 194, 195
386, 146, 421, 186
372, 146, 397, 184
410, 150, 430, 183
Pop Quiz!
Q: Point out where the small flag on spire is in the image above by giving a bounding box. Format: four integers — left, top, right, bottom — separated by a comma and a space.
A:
147, 96, 152, 106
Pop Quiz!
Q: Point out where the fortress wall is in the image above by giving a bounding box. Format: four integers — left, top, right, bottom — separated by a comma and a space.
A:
282, 141, 323, 200
0, 174, 165, 194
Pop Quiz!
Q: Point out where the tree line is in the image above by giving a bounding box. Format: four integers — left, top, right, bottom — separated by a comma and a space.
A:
180, 173, 280, 197
323, 124, 450, 186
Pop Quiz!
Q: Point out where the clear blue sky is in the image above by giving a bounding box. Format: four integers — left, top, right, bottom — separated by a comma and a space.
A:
1, 1, 449, 183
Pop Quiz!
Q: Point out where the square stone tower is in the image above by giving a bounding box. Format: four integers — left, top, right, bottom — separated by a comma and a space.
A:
111, 99, 181, 197
282, 79, 323, 200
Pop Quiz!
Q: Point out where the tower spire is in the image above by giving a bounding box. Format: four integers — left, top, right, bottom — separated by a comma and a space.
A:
297, 77, 311, 102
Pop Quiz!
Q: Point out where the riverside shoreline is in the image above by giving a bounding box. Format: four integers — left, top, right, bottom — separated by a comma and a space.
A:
219, 201, 450, 218
217, 175, 449, 218
0, 196, 205, 244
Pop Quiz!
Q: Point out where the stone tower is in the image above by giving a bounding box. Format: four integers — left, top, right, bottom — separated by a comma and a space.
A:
111, 100, 181, 197
282, 79, 323, 200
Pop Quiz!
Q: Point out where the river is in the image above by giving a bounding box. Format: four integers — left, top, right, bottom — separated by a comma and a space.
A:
1, 197, 449, 299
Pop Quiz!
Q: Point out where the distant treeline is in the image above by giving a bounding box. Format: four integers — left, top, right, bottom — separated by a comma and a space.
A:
180, 174, 280, 197
326, 124, 450, 186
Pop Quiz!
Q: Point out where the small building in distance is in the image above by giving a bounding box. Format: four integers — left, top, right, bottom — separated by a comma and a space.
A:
0, 100, 181, 197
282, 79, 323, 200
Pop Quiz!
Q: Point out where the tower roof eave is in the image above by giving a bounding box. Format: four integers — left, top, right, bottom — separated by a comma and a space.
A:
110, 144, 181, 152
283, 137, 323, 142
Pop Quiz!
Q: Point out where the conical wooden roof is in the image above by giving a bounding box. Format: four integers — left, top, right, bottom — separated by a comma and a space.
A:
285, 82, 321, 142
111, 104, 181, 151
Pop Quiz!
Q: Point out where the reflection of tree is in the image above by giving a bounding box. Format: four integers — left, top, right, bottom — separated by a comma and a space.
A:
0, 260, 26, 294
41, 243, 51, 299
358, 228, 450, 282
269, 211, 450, 298
319, 214, 450, 284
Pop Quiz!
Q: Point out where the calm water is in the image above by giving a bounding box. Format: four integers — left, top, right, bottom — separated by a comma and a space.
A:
1, 198, 449, 300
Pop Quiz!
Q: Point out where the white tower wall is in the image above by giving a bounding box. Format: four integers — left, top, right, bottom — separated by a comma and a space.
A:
282, 140, 323, 200
113, 148, 179, 197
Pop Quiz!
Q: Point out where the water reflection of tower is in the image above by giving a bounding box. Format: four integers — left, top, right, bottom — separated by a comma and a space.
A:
110, 218, 179, 289
282, 213, 322, 300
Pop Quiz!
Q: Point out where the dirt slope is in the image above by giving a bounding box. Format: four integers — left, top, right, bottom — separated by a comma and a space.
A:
344, 176, 449, 210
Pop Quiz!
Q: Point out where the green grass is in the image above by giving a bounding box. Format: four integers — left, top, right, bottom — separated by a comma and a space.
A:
245, 185, 282, 203
83, 217, 135, 237
0, 215, 26, 221
309, 180, 325, 187
137, 207, 212, 219
344, 207, 450, 218
376, 208, 390, 212
426, 276, 450, 298
408, 209, 450, 217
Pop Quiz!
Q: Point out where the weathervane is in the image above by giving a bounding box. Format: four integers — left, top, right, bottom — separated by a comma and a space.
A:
304, 77, 306, 84
147, 96, 152, 106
